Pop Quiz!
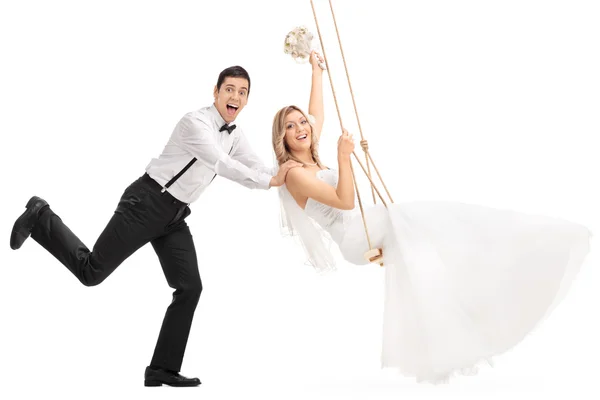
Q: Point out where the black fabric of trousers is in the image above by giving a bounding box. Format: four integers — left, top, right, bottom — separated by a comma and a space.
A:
30, 173, 201, 372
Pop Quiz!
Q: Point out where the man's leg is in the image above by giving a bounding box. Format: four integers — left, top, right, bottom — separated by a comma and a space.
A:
28, 178, 158, 286
145, 211, 202, 386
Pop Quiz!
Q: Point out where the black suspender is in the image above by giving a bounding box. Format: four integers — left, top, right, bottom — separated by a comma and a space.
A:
161, 158, 197, 193
161, 143, 235, 194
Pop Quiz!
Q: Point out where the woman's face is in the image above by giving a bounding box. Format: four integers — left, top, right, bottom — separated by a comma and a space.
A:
283, 110, 312, 153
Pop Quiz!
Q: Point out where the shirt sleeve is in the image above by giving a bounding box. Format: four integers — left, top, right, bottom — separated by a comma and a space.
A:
231, 130, 276, 177
178, 113, 272, 190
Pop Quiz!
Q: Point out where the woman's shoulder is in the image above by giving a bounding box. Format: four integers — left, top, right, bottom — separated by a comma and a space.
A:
286, 166, 328, 187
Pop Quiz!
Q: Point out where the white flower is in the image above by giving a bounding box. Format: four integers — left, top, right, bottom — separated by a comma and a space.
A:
286, 35, 297, 46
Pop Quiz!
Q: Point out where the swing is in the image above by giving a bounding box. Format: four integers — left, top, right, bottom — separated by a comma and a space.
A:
297, 0, 395, 266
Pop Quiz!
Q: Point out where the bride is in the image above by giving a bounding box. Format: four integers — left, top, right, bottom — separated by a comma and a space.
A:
272, 51, 591, 383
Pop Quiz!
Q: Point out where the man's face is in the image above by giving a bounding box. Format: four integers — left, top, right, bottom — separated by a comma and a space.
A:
213, 77, 249, 123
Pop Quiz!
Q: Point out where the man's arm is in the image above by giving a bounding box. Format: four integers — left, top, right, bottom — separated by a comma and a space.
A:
230, 130, 275, 176
178, 114, 274, 189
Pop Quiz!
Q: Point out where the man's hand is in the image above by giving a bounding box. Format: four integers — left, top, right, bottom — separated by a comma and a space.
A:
270, 160, 303, 187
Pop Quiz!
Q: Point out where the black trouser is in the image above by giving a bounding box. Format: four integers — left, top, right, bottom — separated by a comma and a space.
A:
31, 173, 201, 372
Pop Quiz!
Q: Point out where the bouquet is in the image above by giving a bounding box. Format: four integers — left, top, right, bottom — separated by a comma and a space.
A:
283, 26, 326, 69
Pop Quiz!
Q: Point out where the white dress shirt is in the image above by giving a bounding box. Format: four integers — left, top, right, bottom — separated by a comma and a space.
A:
145, 104, 273, 204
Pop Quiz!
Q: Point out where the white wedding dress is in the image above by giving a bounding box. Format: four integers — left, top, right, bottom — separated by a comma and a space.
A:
280, 168, 591, 383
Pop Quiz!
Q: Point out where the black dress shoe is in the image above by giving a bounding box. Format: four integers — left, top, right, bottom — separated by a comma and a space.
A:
144, 366, 201, 387
10, 196, 49, 250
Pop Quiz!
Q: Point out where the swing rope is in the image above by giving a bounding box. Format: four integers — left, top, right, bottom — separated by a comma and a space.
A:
325, 0, 395, 205
326, 0, 377, 204
309, 0, 394, 264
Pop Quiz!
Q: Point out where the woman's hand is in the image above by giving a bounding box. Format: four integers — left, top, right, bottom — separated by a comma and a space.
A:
310, 50, 326, 71
337, 128, 354, 157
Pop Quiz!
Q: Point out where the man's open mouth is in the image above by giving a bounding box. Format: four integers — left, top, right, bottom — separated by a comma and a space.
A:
226, 104, 239, 116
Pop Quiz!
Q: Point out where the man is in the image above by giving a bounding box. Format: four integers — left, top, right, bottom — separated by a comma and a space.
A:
9, 65, 301, 387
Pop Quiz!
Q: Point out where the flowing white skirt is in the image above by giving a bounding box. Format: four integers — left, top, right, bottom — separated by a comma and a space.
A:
338, 201, 591, 383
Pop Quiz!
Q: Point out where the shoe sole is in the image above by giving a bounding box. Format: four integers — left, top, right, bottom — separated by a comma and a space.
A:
144, 379, 200, 387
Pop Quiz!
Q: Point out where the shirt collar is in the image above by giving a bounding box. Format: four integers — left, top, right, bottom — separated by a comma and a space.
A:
209, 103, 236, 128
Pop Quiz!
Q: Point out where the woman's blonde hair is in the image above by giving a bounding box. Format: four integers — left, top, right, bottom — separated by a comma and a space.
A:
272, 105, 323, 168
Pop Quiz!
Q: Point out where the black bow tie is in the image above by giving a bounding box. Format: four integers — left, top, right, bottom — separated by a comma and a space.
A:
219, 123, 236, 134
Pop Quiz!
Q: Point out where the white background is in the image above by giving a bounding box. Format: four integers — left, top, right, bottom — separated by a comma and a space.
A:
1, 0, 599, 399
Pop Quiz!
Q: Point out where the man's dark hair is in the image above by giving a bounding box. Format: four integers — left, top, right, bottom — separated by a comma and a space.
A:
216, 66, 251, 95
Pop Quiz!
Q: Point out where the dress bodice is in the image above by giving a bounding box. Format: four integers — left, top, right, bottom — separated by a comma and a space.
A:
303, 168, 352, 244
